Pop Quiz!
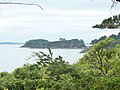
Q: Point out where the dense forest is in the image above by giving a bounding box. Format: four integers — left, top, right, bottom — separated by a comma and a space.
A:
22, 39, 86, 49
0, 38, 120, 90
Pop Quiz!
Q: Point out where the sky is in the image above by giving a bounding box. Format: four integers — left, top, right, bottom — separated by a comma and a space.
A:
0, 0, 120, 43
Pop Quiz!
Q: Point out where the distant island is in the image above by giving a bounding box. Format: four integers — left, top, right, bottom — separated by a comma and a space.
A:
90, 32, 120, 47
0, 42, 23, 45
92, 14, 120, 29
22, 38, 86, 49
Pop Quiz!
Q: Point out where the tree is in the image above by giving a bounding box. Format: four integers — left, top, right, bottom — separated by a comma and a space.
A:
59, 38, 66, 41
79, 38, 116, 76
29, 49, 53, 67
112, 44, 120, 76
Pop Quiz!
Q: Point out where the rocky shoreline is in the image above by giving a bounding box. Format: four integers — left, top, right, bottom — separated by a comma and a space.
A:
79, 46, 92, 53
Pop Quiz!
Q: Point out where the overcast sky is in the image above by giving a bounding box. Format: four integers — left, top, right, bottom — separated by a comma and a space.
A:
0, 0, 120, 43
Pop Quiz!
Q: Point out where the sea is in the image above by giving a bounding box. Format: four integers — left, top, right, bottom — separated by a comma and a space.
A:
0, 44, 85, 72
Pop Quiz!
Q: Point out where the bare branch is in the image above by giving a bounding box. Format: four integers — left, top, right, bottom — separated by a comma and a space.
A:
110, 0, 117, 14
0, 2, 44, 11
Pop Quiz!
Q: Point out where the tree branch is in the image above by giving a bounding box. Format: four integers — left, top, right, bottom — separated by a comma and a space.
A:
0, 2, 44, 11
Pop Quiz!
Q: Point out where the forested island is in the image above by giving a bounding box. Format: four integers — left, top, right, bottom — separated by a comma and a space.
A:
79, 32, 120, 53
91, 32, 120, 47
93, 14, 120, 29
0, 42, 23, 45
22, 38, 86, 49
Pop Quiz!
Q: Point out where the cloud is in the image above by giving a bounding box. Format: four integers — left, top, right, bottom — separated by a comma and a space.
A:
0, 0, 119, 42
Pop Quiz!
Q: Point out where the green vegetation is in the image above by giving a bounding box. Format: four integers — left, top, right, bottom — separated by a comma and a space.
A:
93, 14, 120, 29
1, 38, 120, 90
91, 32, 120, 47
22, 38, 86, 49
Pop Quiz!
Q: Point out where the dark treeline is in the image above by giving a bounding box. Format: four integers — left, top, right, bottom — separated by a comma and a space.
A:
93, 14, 120, 29
91, 32, 120, 47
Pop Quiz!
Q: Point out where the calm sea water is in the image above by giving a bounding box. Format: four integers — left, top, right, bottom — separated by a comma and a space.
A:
0, 44, 84, 72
